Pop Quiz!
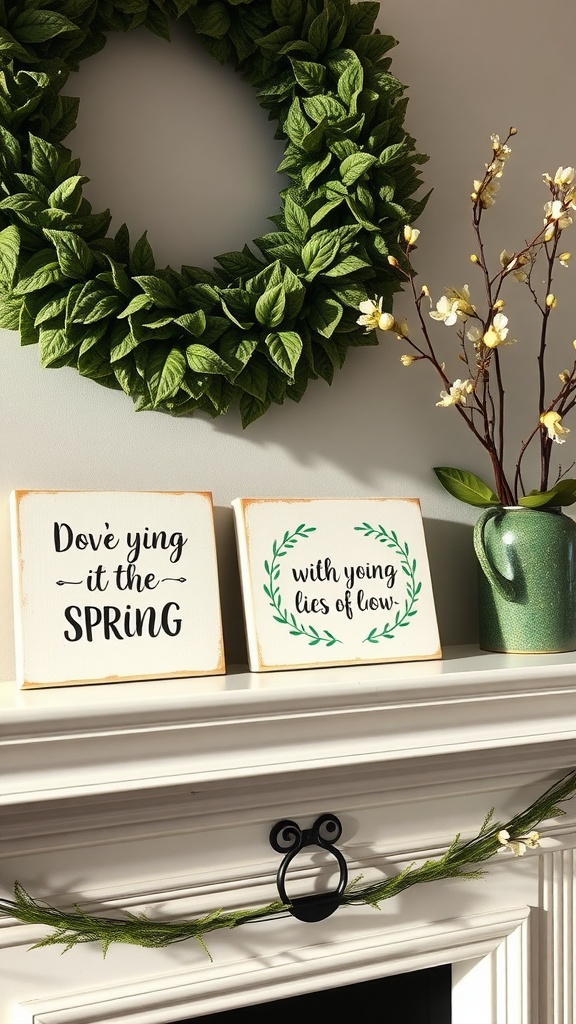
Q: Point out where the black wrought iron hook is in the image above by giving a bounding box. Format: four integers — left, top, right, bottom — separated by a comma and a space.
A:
270, 813, 348, 923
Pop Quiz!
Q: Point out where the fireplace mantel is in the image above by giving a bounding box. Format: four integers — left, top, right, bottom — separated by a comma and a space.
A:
2, 646, 576, 1023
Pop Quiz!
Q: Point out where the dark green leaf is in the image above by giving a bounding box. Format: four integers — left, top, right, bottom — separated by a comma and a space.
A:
309, 295, 343, 337
240, 391, 272, 427
518, 479, 576, 509
322, 254, 370, 276
255, 284, 286, 327
129, 232, 155, 275
283, 194, 310, 240
290, 58, 326, 93
175, 310, 207, 337
147, 345, 186, 405
0, 292, 22, 330
0, 25, 32, 60
284, 96, 311, 147
186, 343, 234, 376
0, 225, 20, 286
234, 356, 269, 399
433, 467, 501, 508
301, 230, 340, 276
337, 55, 364, 107
133, 274, 177, 308
43, 229, 93, 279
188, 2, 231, 38
340, 152, 376, 186
12, 9, 78, 42
39, 326, 81, 367
69, 283, 122, 324
14, 250, 63, 294
48, 176, 86, 213
264, 330, 302, 376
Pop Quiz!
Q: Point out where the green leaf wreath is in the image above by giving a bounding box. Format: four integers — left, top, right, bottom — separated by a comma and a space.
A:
2, 769, 576, 956
0, 0, 428, 426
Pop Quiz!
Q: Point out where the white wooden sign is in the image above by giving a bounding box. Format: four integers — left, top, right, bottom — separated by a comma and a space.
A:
11, 490, 225, 688
232, 497, 441, 672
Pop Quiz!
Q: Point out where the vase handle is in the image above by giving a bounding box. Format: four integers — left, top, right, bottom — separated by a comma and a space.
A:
473, 508, 517, 602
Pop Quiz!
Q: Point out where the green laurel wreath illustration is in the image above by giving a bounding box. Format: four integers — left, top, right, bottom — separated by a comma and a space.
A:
354, 521, 421, 642
0, 0, 428, 426
263, 523, 341, 645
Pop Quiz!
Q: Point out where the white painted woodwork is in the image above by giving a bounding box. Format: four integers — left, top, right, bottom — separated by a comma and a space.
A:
2, 645, 576, 1022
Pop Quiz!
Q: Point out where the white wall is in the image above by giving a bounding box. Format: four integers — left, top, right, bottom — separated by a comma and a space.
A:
1, 0, 574, 679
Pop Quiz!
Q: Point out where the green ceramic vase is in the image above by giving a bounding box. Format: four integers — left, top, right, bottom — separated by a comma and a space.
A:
473, 506, 576, 653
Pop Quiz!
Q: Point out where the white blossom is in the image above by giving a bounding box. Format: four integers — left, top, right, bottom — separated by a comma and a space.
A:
483, 312, 512, 348
554, 166, 575, 187
540, 410, 570, 444
436, 379, 474, 407
497, 829, 540, 857
357, 298, 395, 332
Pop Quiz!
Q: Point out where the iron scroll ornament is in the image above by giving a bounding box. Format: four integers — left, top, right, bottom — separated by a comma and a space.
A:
0, 0, 428, 426
270, 813, 348, 922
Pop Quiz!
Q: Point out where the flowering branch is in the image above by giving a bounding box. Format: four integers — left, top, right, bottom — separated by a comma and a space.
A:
358, 131, 576, 509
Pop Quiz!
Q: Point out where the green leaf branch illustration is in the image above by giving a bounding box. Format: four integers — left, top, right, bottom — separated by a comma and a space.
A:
355, 523, 421, 642
263, 525, 341, 646
2, 769, 576, 956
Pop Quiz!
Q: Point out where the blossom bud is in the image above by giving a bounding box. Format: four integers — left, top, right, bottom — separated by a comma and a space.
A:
544, 223, 556, 242
470, 254, 479, 263
378, 312, 395, 331
403, 225, 420, 247
509, 127, 518, 135
560, 371, 571, 383
387, 255, 399, 267
554, 166, 575, 187
573, 340, 576, 350
421, 284, 430, 296
546, 293, 557, 308
493, 299, 505, 310
559, 252, 571, 267
400, 354, 417, 366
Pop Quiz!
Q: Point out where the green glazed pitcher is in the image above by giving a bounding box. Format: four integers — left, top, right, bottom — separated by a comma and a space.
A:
473, 506, 576, 653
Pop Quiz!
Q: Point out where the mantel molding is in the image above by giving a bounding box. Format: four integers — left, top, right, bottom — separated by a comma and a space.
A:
14, 906, 532, 1024
3, 646, 576, 1022
2, 645, 576, 805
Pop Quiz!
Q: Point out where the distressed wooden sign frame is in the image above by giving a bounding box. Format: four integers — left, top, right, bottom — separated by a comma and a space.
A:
10, 490, 225, 688
232, 497, 441, 672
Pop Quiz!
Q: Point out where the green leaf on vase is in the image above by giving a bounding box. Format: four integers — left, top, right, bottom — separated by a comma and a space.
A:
518, 479, 576, 508
434, 467, 501, 508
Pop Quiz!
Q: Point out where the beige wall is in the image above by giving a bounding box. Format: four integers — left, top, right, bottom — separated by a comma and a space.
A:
1, 0, 573, 679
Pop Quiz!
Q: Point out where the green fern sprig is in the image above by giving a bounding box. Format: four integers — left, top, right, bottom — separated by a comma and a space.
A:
2, 770, 576, 957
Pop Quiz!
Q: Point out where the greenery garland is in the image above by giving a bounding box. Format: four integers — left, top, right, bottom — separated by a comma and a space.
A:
2, 769, 576, 956
0, 0, 428, 425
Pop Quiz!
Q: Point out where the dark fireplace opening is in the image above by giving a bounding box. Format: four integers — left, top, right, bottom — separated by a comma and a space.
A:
173, 964, 451, 1022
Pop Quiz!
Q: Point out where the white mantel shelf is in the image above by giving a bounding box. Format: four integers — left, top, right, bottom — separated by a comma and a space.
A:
2, 644, 576, 806
4, 645, 576, 1023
